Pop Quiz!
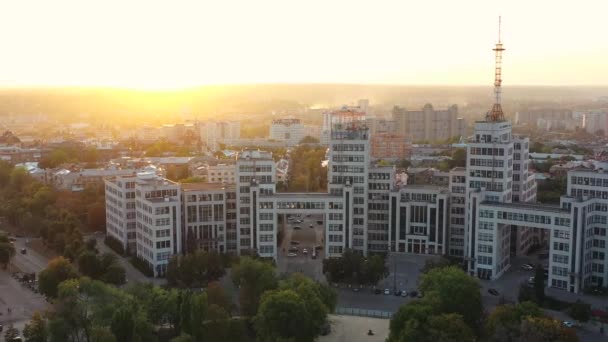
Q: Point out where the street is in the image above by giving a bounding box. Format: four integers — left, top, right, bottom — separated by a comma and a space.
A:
276, 214, 324, 281
0, 271, 48, 341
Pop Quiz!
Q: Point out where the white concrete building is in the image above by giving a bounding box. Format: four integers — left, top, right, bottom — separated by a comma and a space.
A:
269, 119, 304, 146
105, 175, 138, 252
199, 121, 241, 151
235, 150, 276, 255
181, 183, 237, 254
134, 173, 182, 277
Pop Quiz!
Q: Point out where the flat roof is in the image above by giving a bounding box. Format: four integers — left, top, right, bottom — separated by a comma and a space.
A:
263, 192, 340, 199
181, 182, 235, 191
481, 201, 569, 214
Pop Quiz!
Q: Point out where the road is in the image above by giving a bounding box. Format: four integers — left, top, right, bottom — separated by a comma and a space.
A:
0, 271, 48, 341
276, 214, 324, 281
11, 238, 49, 274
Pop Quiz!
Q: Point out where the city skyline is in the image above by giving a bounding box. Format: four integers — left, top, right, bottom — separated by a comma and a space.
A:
1, 0, 607, 89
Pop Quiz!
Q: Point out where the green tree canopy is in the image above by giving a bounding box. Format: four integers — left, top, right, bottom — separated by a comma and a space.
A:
38, 256, 79, 298
231, 257, 278, 317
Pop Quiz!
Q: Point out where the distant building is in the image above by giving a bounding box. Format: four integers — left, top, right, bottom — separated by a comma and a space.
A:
269, 119, 304, 146
515, 108, 574, 127
370, 133, 410, 160
366, 118, 396, 135
392, 104, 465, 143
199, 121, 241, 151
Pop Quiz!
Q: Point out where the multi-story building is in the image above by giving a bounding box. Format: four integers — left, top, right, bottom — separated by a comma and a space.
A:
327, 109, 371, 253
392, 104, 466, 143
105, 175, 138, 253
199, 121, 241, 151
269, 119, 304, 146
207, 163, 237, 184
181, 183, 236, 254
448, 167, 466, 257
370, 133, 410, 161
133, 173, 182, 277
235, 150, 276, 255
389, 185, 449, 255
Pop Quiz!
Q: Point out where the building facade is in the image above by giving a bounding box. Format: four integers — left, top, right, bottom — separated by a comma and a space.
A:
269, 119, 304, 146
392, 104, 466, 143
370, 133, 410, 160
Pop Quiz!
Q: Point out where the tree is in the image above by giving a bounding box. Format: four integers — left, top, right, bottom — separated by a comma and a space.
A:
100, 263, 126, 286
254, 290, 314, 342
0, 233, 16, 269
111, 307, 135, 342
418, 266, 483, 332
519, 317, 579, 342
206, 281, 232, 314
38, 256, 79, 298
534, 265, 545, 304
420, 257, 457, 274
568, 300, 591, 322
232, 257, 278, 316
78, 250, 102, 278
299, 136, 320, 144
388, 300, 436, 341
486, 301, 543, 341
23, 311, 48, 342
4, 324, 19, 341
427, 313, 475, 342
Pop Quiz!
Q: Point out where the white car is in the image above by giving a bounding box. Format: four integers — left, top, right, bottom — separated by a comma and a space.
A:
287, 253, 297, 257
400, 290, 408, 297
521, 264, 534, 270
383, 289, 390, 295
302, 248, 308, 255
562, 321, 575, 328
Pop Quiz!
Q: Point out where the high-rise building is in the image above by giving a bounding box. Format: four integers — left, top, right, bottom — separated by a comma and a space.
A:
235, 150, 276, 256
269, 119, 304, 146
199, 121, 241, 151
392, 104, 466, 143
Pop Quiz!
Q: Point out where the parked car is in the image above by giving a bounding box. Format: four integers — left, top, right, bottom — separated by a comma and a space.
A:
293, 226, 301, 230
302, 248, 308, 255
409, 290, 418, 297
290, 240, 300, 245
527, 277, 535, 286
393, 290, 401, 296
20, 248, 27, 255
401, 290, 408, 297
488, 288, 500, 296
309, 224, 313, 228
288, 246, 298, 253
317, 220, 323, 225
521, 264, 534, 270
383, 288, 390, 295
287, 253, 297, 257
352, 287, 359, 292
374, 288, 381, 295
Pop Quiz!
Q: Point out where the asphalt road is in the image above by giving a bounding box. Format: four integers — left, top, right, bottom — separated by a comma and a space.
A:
277, 214, 324, 281
11, 238, 48, 274
0, 271, 48, 341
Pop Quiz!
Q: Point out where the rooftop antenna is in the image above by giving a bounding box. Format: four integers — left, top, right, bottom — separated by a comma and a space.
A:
487, 16, 505, 122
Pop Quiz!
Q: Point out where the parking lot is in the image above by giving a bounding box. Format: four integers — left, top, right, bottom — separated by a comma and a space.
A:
276, 213, 325, 281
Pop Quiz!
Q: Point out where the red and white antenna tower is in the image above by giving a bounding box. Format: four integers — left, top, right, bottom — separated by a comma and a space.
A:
487, 16, 505, 122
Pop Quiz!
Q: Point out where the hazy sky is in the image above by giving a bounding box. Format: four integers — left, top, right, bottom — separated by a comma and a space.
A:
1, 0, 607, 89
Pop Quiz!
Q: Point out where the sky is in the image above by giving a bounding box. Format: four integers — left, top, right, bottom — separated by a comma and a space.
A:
0, 0, 607, 89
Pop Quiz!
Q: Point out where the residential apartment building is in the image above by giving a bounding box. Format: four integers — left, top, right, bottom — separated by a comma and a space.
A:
105, 175, 138, 253
199, 121, 241, 151
269, 119, 304, 146
392, 104, 466, 143
448, 167, 466, 257
370, 133, 411, 160
207, 163, 236, 184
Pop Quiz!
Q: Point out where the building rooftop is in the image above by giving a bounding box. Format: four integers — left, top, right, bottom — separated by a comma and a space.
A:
262, 192, 341, 199
180, 182, 235, 192
400, 184, 449, 193
481, 201, 569, 214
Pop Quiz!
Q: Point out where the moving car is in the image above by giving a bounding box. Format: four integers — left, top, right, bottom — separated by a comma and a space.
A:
488, 288, 499, 296
290, 240, 300, 245
521, 264, 534, 270
383, 288, 390, 295
302, 248, 308, 255
293, 226, 301, 230
288, 246, 298, 253
20, 248, 27, 255
309, 224, 313, 228
287, 253, 297, 257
